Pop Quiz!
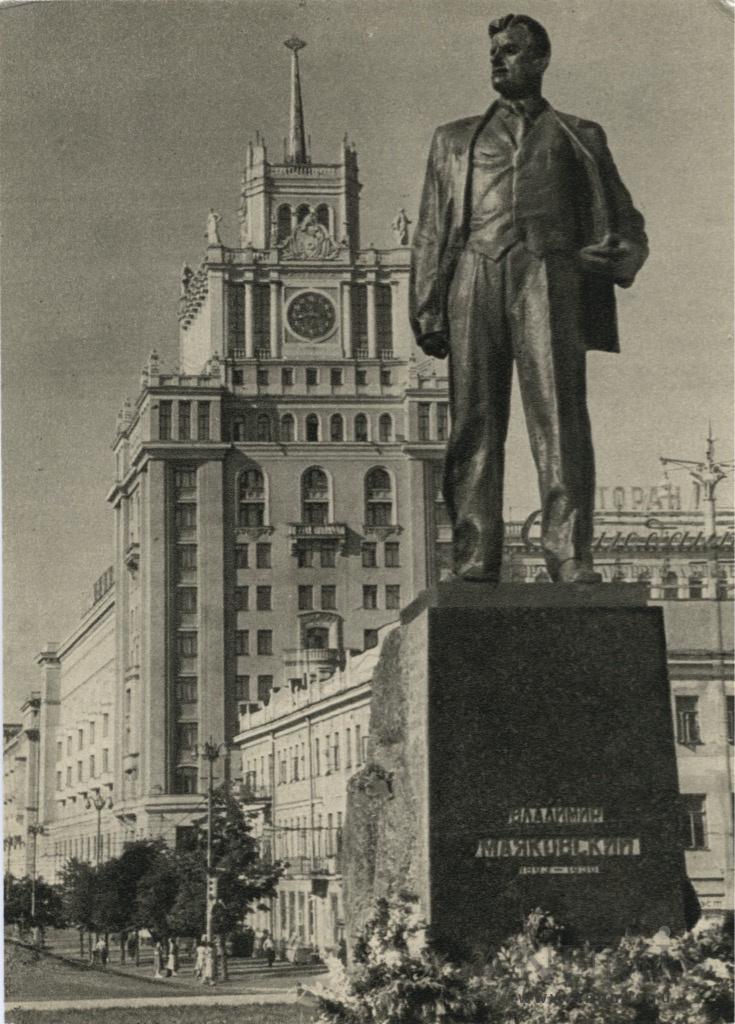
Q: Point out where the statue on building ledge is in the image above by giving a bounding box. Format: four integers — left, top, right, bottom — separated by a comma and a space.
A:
391, 208, 411, 246
206, 208, 222, 246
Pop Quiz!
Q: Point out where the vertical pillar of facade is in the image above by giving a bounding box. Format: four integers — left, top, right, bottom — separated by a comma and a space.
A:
197, 459, 226, 789
208, 267, 226, 359
341, 281, 352, 357
411, 459, 431, 593
244, 280, 255, 358
269, 278, 281, 358
366, 279, 377, 358
141, 460, 169, 799
113, 500, 129, 806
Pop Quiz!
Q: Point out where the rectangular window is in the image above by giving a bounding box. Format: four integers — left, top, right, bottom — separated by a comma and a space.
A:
235, 630, 250, 656
179, 587, 198, 614
56, 741, 62, 762
351, 285, 368, 348
197, 402, 210, 441
257, 630, 273, 656
102, 713, 109, 738
256, 586, 272, 610
178, 545, 198, 571
321, 585, 337, 610
676, 696, 701, 745
253, 284, 270, 352
234, 676, 250, 701
235, 586, 249, 612
314, 737, 320, 776
364, 628, 378, 650
78, 729, 84, 750
159, 401, 172, 440
330, 368, 343, 387
179, 632, 198, 657
282, 367, 294, 387
102, 748, 109, 772
306, 367, 318, 386
324, 734, 331, 773
177, 722, 198, 751
175, 468, 197, 490
257, 675, 273, 703
176, 503, 197, 531
333, 734, 341, 771
418, 403, 431, 441
362, 543, 377, 568
355, 724, 362, 764
257, 368, 269, 387
376, 283, 393, 352
66, 765, 72, 787
680, 794, 707, 849
256, 543, 272, 569
346, 728, 352, 769
386, 585, 401, 610
688, 576, 704, 599
320, 543, 336, 568
297, 546, 314, 568
56, 771, 62, 791
385, 542, 400, 567
176, 678, 198, 702
89, 721, 96, 745
77, 760, 83, 782
89, 755, 96, 778
356, 369, 368, 387
437, 402, 449, 441
380, 369, 392, 386
727, 696, 734, 744
363, 585, 378, 610
178, 401, 191, 440
125, 689, 131, 714
298, 585, 313, 611
236, 544, 249, 569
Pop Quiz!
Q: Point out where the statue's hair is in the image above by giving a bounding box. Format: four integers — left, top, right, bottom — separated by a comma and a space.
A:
488, 14, 551, 59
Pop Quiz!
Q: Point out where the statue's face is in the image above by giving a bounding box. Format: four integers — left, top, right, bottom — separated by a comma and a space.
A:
490, 24, 548, 98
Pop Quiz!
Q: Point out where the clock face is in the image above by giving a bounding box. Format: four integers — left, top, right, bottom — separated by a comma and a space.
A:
287, 291, 336, 341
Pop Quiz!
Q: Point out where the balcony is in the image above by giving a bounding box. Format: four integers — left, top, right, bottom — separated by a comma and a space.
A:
124, 542, 140, 573
239, 783, 272, 806
289, 522, 347, 554
284, 648, 342, 674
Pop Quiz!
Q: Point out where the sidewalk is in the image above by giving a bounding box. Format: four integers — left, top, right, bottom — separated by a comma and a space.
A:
6, 992, 303, 1012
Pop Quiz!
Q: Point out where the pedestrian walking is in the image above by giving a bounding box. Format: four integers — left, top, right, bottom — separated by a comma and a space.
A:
202, 940, 216, 986
94, 936, 107, 966
166, 938, 179, 976
263, 931, 276, 967
153, 939, 164, 979
195, 937, 206, 980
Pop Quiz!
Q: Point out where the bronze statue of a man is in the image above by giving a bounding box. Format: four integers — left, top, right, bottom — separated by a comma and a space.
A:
410, 14, 648, 583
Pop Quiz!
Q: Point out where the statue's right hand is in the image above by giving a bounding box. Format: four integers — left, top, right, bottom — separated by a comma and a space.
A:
418, 332, 449, 359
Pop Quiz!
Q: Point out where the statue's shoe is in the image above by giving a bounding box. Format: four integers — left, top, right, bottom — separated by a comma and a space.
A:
557, 562, 603, 584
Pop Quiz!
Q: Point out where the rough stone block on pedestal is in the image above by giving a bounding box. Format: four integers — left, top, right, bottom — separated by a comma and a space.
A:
342, 584, 694, 962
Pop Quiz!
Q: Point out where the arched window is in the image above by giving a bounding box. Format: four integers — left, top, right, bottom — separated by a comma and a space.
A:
306, 414, 320, 442
378, 414, 393, 443
277, 204, 292, 243
257, 414, 271, 442
315, 204, 330, 231
296, 203, 310, 226
238, 469, 265, 527
302, 468, 330, 525
365, 468, 393, 526
354, 413, 368, 442
662, 570, 679, 600
232, 419, 246, 442
330, 414, 344, 442
281, 414, 295, 442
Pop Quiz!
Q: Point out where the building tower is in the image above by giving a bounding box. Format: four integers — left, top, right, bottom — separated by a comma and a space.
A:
105, 41, 449, 840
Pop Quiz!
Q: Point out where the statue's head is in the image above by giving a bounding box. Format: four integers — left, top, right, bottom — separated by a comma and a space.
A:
488, 14, 551, 99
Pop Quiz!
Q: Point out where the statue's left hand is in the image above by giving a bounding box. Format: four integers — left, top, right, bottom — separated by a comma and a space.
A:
580, 234, 642, 288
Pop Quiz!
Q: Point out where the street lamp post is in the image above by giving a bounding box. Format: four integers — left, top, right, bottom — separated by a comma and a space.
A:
197, 739, 226, 945
26, 822, 45, 937
85, 791, 113, 869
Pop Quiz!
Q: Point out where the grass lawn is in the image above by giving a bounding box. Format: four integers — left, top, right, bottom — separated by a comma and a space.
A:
8, 1007, 309, 1024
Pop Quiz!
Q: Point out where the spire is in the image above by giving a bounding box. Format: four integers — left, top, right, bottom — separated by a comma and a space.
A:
284, 37, 308, 165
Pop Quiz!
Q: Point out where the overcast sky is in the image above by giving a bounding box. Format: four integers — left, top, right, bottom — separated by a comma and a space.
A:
2, 0, 733, 713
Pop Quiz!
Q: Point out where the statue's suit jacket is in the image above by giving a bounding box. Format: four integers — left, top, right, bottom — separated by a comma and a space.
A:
409, 102, 649, 353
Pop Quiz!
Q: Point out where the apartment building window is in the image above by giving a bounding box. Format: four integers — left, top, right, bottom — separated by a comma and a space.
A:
256, 543, 271, 569
281, 414, 295, 442
179, 587, 198, 614
102, 713, 109, 738
680, 794, 707, 849
386, 585, 401, 610
89, 721, 96, 745
330, 368, 343, 387
321, 585, 337, 610
302, 467, 330, 524
232, 370, 244, 386
235, 586, 249, 611
197, 402, 210, 441
362, 543, 377, 568
77, 760, 83, 782
257, 414, 272, 442
89, 755, 96, 778
292, 749, 300, 781
437, 403, 449, 442
177, 722, 198, 754
306, 367, 319, 386
356, 369, 368, 387
363, 585, 378, 610
102, 748, 109, 773
178, 402, 191, 440
176, 679, 198, 703
236, 544, 249, 569
176, 503, 197, 529
306, 414, 320, 442
380, 369, 392, 387
257, 675, 273, 702
385, 542, 400, 567
78, 729, 84, 750
330, 414, 344, 442
235, 676, 250, 702
688, 575, 704, 599
365, 468, 393, 526
355, 724, 362, 764
178, 545, 198, 571
257, 368, 269, 387
378, 414, 393, 443
256, 586, 272, 611
324, 735, 331, 773
159, 401, 172, 440
257, 630, 273, 655
298, 586, 313, 611
175, 468, 197, 490
56, 771, 62, 791
314, 737, 321, 775
56, 741, 62, 762
727, 696, 734, 744
320, 543, 336, 568
297, 546, 314, 568
418, 403, 431, 441
282, 367, 294, 388
346, 728, 352, 769
238, 470, 266, 527
179, 632, 198, 657
66, 766, 72, 787
364, 628, 378, 649
355, 413, 369, 442
676, 696, 701, 745
333, 733, 340, 771
235, 630, 250, 656
662, 571, 679, 600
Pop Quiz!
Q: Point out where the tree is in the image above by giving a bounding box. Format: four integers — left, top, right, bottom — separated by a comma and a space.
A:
133, 844, 180, 939
58, 859, 97, 957
4, 875, 64, 933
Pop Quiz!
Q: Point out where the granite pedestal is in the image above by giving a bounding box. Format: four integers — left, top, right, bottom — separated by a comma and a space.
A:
342, 583, 694, 962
